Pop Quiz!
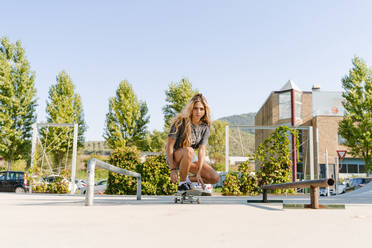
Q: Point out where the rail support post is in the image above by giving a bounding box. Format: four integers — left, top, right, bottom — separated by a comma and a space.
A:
137, 176, 141, 200
310, 186, 319, 209
263, 189, 268, 203
248, 178, 338, 208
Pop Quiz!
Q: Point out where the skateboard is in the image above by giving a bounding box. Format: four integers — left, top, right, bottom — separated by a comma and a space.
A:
174, 189, 202, 204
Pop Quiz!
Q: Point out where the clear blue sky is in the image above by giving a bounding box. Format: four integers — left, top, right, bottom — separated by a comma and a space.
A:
2, 1, 372, 141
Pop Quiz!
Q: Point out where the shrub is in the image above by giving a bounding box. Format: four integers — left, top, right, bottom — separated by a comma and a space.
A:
238, 160, 259, 195
139, 155, 177, 195
32, 178, 70, 194
105, 146, 177, 195
222, 172, 241, 196
105, 146, 141, 195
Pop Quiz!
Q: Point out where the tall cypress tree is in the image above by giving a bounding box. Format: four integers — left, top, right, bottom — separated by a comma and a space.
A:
104, 80, 149, 149
339, 57, 372, 174
162, 77, 197, 129
0, 37, 37, 170
42, 71, 86, 173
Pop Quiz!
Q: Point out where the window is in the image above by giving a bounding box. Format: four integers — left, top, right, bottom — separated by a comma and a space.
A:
338, 134, 346, 145
295, 92, 302, 120
339, 163, 347, 173
0, 172, 6, 181
319, 164, 326, 178
339, 163, 365, 174
298, 130, 303, 154
297, 163, 304, 180
348, 164, 358, 173
279, 92, 291, 120
16, 173, 24, 180
9, 172, 17, 180
279, 91, 302, 120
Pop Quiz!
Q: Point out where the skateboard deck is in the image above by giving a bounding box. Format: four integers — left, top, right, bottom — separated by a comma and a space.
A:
174, 189, 202, 204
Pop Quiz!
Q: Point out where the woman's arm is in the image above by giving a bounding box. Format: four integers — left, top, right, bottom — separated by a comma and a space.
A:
166, 137, 178, 183
196, 145, 206, 186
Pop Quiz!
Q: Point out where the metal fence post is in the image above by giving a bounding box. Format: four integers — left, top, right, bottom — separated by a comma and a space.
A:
137, 176, 141, 200
225, 125, 229, 172
85, 159, 96, 206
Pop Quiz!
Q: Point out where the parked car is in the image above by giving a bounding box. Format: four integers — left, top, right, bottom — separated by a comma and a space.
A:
344, 177, 372, 191
0, 171, 28, 193
319, 183, 346, 196
74, 179, 87, 190
336, 183, 346, 194
320, 187, 336, 196
319, 187, 328, 196
80, 179, 107, 195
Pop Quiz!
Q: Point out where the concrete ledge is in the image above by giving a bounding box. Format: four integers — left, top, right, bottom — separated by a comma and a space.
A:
247, 199, 283, 203
283, 203, 345, 209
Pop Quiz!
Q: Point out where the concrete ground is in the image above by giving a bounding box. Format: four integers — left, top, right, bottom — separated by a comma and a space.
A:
0, 191, 371, 248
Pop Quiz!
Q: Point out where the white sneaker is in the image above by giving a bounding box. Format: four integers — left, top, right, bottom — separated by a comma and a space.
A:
190, 183, 212, 196
191, 182, 202, 190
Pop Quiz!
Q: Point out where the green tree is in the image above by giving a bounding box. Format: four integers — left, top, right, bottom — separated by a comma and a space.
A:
208, 120, 228, 170
162, 77, 197, 128
42, 71, 86, 173
104, 80, 149, 149
255, 126, 298, 192
139, 129, 167, 152
339, 57, 372, 174
0, 37, 37, 170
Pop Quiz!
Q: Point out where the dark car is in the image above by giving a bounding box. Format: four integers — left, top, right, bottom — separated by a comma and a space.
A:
0, 171, 28, 193
345, 177, 372, 189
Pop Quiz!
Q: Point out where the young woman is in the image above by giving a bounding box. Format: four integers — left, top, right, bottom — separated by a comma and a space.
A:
166, 93, 220, 193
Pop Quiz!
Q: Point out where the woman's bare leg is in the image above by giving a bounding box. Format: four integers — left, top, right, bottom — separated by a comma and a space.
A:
173, 147, 194, 182
188, 162, 220, 184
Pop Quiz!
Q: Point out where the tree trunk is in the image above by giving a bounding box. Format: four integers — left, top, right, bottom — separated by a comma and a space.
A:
8, 160, 12, 171
58, 156, 61, 175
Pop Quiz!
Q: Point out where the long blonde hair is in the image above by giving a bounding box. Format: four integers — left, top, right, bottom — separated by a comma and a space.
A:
169, 93, 211, 148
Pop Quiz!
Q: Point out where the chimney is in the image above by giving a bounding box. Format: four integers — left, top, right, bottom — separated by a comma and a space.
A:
312, 84, 320, 91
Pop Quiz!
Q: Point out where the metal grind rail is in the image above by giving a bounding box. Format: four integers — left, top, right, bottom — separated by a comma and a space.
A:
248, 178, 336, 209
85, 158, 141, 206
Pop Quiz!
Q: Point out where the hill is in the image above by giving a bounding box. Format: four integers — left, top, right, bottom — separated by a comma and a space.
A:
218, 112, 256, 156
83, 141, 111, 155
83, 113, 257, 156
218, 112, 256, 126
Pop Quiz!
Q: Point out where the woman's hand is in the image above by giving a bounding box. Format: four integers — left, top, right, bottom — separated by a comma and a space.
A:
196, 173, 204, 189
170, 170, 178, 184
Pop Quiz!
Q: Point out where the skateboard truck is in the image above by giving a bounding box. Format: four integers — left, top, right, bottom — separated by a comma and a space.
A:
174, 190, 202, 204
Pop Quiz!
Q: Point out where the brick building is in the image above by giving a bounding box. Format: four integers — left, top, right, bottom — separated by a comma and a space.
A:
255, 80, 365, 180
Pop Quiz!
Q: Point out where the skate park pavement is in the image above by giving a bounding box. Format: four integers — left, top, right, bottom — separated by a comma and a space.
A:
0, 186, 371, 248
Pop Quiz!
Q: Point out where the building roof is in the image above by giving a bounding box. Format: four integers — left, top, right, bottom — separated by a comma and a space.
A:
280, 80, 302, 92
